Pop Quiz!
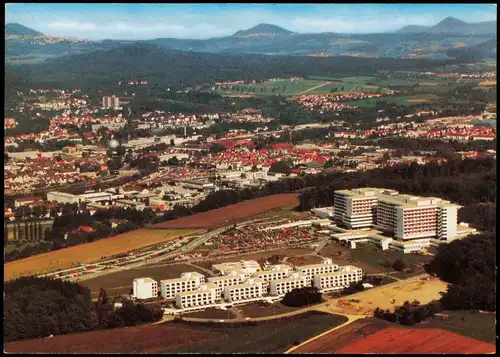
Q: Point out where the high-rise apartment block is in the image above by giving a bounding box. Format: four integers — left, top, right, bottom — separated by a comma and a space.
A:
333, 188, 461, 241
102, 95, 120, 109
132, 277, 158, 299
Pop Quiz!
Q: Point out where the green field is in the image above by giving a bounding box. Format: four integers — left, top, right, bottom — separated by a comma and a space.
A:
346, 94, 439, 108
169, 311, 347, 353
415, 311, 496, 344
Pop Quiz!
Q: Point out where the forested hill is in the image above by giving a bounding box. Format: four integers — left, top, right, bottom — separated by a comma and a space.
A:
6, 44, 451, 91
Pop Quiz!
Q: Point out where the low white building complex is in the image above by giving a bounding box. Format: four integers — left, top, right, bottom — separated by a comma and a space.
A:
270, 273, 308, 297
223, 278, 265, 303
294, 258, 339, 284
160, 271, 205, 299
313, 265, 363, 293
132, 277, 158, 299
251, 264, 293, 291
207, 271, 248, 300
212, 260, 261, 275
175, 283, 217, 309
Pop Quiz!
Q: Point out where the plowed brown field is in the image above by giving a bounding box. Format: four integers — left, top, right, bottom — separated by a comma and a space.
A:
334, 327, 496, 354
4, 229, 193, 281
151, 193, 300, 229
4, 323, 227, 354
292, 320, 495, 354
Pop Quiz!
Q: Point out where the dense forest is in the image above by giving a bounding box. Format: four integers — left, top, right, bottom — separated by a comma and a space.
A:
5, 44, 451, 94
4, 277, 163, 341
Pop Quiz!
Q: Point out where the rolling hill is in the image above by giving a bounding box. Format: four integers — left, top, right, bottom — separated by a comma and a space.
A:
4, 17, 497, 64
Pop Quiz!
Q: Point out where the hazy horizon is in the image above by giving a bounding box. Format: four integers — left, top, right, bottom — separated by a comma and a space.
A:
5, 3, 497, 40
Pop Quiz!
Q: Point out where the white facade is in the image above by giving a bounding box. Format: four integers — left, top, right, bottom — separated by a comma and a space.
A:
269, 273, 308, 296
313, 265, 363, 293
212, 260, 260, 276
133, 277, 158, 299
250, 265, 292, 290
333, 188, 382, 228
223, 278, 264, 303
207, 272, 248, 300
175, 283, 217, 309
47, 191, 80, 204
160, 272, 205, 299
294, 261, 339, 285
102, 95, 120, 109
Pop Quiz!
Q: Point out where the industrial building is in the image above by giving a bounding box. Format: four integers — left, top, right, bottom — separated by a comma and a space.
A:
132, 277, 158, 300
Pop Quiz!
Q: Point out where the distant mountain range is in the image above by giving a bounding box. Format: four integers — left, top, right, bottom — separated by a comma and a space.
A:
398, 17, 497, 35
4, 17, 497, 64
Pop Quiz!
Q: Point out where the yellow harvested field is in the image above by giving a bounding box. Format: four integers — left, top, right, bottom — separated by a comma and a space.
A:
4, 228, 195, 281
479, 81, 496, 86
327, 275, 448, 316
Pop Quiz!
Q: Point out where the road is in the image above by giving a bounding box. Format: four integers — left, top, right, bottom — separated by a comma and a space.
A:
297, 81, 332, 95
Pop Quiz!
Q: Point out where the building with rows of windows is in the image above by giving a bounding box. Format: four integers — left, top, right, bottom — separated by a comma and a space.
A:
293, 258, 339, 285
159, 272, 205, 299
332, 188, 462, 242
207, 271, 248, 300
223, 278, 265, 303
132, 277, 158, 299
313, 265, 363, 293
269, 273, 309, 297
250, 265, 293, 291
175, 283, 217, 309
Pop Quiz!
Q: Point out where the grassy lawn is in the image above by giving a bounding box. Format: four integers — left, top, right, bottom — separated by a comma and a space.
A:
346, 94, 439, 108
415, 311, 496, 344
169, 311, 348, 353
238, 302, 303, 318
319, 243, 432, 274
183, 308, 237, 320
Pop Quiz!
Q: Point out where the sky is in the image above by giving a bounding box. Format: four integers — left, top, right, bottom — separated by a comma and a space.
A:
5, 3, 498, 40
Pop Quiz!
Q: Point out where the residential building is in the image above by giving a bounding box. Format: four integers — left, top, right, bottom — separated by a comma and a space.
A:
250, 265, 292, 290
212, 260, 261, 276
132, 278, 158, 300
159, 272, 205, 299
294, 259, 339, 285
175, 283, 217, 309
313, 265, 363, 293
207, 271, 248, 300
269, 273, 308, 296
223, 278, 264, 303
333, 188, 384, 228
102, 95, 120, 109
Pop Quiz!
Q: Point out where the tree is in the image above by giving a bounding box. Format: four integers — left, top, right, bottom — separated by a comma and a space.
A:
170, 138, 175, 146
282, 287, 322, 307
392, 259, 405, 272
4, 153, 10, 162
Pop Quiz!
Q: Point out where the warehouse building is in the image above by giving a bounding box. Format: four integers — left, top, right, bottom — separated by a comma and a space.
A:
132, 277, 158, 300
313, 265, 363, 293
175, 283, 217, 309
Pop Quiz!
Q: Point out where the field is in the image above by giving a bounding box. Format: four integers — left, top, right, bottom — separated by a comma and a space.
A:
170, 311, 347, 353
4, 229, 193, 281
238, 302, 302, 318
291, 318, 495, 354
319, 242, 432, 275
327, 276, 448, 316
4, 323, 228, 354
82, 263, 209, 299
184, 308, 236, 320
415, 310, 496, 344
151, 194, 300, 229
346, 94, 439, 108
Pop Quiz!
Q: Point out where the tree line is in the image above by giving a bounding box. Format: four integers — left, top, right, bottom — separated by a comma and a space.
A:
4, 277, 163, 342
